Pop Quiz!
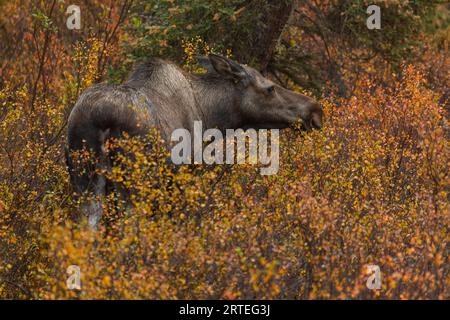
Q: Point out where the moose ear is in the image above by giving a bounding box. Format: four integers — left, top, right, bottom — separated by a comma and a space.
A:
208, 54, 249, 84
195, 55, 216, 73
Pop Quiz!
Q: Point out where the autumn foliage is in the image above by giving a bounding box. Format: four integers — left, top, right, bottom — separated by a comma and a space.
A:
0, 1, 448, 299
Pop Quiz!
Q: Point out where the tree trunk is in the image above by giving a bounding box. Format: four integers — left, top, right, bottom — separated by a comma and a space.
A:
237, 0, 294, 71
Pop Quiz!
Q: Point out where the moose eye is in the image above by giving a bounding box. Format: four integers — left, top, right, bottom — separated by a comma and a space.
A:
266, 86, 275, 94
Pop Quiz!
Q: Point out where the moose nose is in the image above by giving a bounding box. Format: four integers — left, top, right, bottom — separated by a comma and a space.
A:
306, 102, 323, 130
311, 110, 322, 130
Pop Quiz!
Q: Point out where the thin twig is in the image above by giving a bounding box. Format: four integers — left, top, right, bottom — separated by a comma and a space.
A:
30, 0, 57, 111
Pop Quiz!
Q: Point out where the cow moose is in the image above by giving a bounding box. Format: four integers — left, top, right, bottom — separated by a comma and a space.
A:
66, 54, 323, 227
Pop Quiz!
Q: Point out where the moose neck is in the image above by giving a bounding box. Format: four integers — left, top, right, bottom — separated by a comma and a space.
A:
191, 75, 243, 132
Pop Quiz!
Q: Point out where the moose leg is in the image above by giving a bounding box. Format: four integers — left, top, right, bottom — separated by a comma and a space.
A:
81, 173, 106, 228
66, 126, 110, 229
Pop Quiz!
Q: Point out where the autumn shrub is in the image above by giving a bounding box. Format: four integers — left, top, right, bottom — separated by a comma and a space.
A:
10, 65, 444, 300
0, 0, 127, 298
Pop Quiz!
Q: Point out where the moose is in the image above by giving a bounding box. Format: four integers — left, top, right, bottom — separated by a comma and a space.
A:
66, 54, 323, 228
